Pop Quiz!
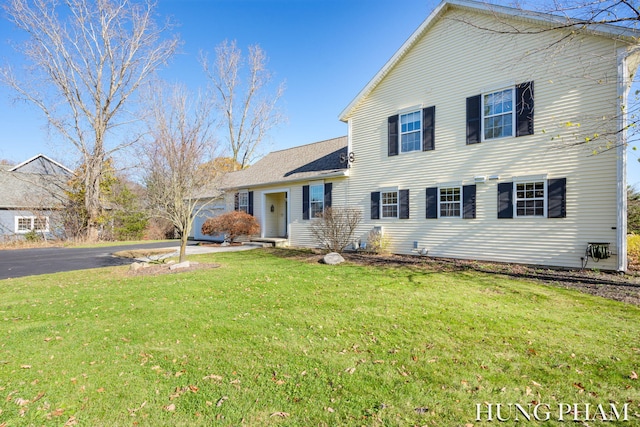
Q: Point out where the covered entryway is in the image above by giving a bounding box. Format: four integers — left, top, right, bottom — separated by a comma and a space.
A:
262, 190, 289, 239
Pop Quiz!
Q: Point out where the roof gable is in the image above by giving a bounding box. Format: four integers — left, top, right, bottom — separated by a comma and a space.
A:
10, 154, 73, 176
339, 0, 640, 122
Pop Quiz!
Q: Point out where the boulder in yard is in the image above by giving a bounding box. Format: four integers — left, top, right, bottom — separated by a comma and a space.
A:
323, 252, 345, 265
169, 261, 191, 270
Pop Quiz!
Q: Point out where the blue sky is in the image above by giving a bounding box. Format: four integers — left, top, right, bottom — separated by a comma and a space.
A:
1, 0, 640, 186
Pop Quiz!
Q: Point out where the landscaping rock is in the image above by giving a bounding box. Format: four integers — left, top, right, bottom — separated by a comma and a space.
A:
169, 261, 191, 270
130, 262, 150, 271
323, 252, 345, 265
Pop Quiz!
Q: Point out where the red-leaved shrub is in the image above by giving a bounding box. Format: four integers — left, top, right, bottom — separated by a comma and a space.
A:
201, 211, 260, 242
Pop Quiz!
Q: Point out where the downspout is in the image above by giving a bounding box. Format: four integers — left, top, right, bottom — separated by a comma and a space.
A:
617, 46, 631, 272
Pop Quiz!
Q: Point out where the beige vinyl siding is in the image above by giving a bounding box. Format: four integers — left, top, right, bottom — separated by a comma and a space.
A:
346, 8, 624, 269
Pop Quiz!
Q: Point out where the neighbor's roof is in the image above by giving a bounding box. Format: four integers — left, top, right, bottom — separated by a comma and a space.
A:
222, 136, 349, 190
339, 0, 640, 122
0, 154, 71, 209
0, 170, 69, 209
10, 153, 74, 175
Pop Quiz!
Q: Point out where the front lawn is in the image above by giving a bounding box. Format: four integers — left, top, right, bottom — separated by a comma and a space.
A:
0, 249, 638, 426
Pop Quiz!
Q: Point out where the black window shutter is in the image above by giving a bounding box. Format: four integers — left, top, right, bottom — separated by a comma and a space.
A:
466, 95, 481, 145
388, 115, 399, 156
426, 187, 438, 219
371, 192, 380, 220
399, 189, 410, 219
497, 182, 513, 219
302, 185, 310, 220
516, 81, 534, 137
463, 185, 476, 219
422, 106, 435, 151
234, 192, 239, 211
248, 191, 254, 216
324, 183, 332, 209
548, 178, 566, 218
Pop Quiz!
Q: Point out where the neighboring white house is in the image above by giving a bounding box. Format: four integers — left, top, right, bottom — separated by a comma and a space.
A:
0, 154, 72, 240
199, 0, 640, 271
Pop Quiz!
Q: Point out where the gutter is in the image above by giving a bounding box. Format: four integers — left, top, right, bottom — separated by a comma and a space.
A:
221, 169, 350, 192
616, 46, 636, 272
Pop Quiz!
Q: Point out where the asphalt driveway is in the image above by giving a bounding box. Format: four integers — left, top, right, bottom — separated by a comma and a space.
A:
0, 241, 256, 280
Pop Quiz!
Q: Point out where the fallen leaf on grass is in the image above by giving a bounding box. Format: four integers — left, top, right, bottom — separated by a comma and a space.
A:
631, 371, 638, 380
327, 407, 335, 413
20, 365, 31, 369
96, 388, 105, 393
14, 397, 29, 406
415, 407, 429, 414
202, 374, 223, 381
270, 412, 290, 418
216, 396, 228, 407
127, 401, 147, 416
63, 416, 77, 426
345, 367, 356, 375
164, 403, 176, 412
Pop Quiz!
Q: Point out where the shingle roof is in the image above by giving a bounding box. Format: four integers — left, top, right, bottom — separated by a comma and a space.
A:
221, 136, 349, 190
0, 155, 71, 209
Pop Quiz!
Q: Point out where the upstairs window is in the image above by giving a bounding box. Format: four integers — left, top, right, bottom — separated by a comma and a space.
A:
483, 88, 513, 140
388, 106, 435, 156
466, 81, 534, 144
400, 111, 422, 152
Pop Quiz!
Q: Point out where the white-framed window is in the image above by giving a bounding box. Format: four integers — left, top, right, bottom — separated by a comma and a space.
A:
515, 181, 545, 217
381, 190, 398, 218
309, 183, 324, 218
400, 110, 421, 152
439, 187, 461, 218
238, 192, 249, 213
483, 87, 514, 140
15, 216, 49, 233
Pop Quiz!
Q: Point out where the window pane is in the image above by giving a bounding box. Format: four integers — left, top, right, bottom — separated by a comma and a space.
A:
381, 191, 398, 218
310, 185, 324, 217
17, 217, 31, 232
439, 187, 461, 217
515, 181, 545, 217
34, 217, 48, 231
483, 88, 514, 140
400, 111, 421, 153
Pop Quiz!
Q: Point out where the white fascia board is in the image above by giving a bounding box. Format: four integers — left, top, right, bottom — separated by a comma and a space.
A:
220, 169, 350, 191
9, 153, 74, 175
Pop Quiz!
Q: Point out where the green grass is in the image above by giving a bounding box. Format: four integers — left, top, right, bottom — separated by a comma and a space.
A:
0, 249, 638, 426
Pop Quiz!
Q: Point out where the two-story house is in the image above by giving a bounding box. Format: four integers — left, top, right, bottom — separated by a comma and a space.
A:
220, 0, 640, 270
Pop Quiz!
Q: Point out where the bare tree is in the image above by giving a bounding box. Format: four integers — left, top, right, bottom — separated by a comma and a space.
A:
142, 83, 217, 263
310, 207, 362, 253
201, 40, 285, 170
1, 0, 179, 241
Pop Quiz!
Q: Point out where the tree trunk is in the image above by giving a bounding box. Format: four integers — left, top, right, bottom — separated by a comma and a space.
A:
179, 233, 188, 263
84, 155, 103, 242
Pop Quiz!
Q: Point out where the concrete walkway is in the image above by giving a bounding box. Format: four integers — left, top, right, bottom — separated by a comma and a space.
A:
158, 242, 265, 256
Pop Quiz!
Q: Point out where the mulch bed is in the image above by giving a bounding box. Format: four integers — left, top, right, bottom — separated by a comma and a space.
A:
266, 248, 640, 306
126, 262, 220, 277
